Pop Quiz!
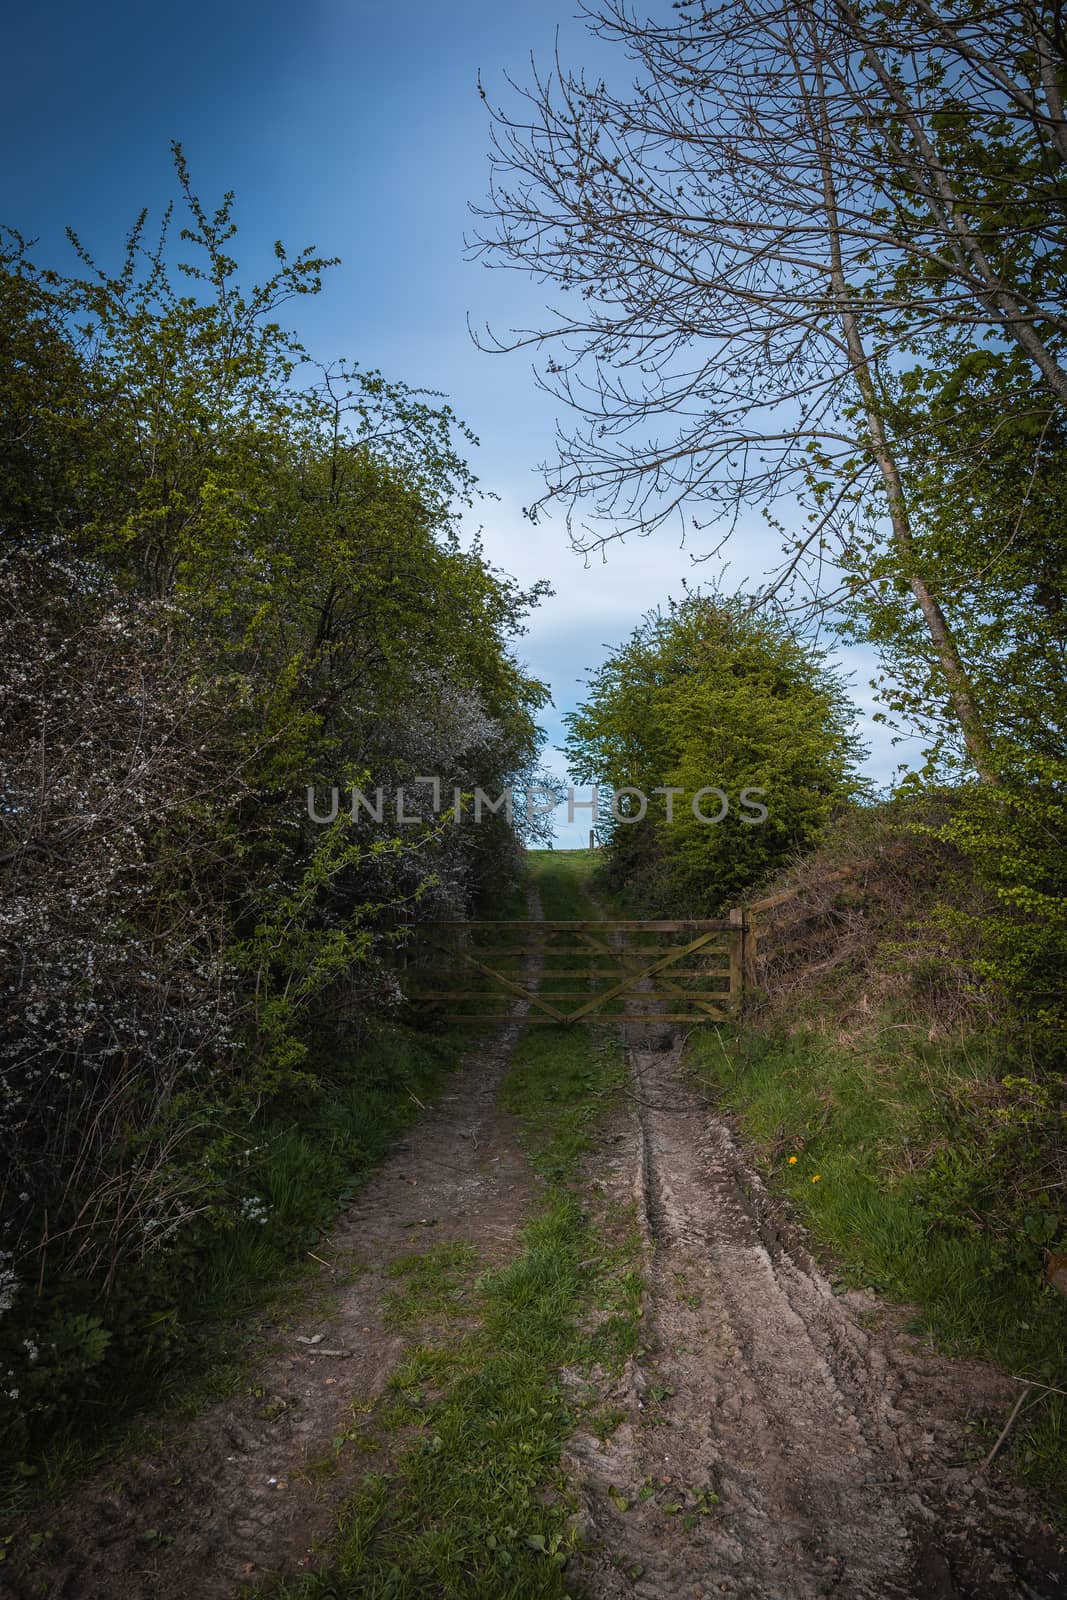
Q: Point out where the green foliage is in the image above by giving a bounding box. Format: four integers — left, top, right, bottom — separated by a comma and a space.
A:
0, 1025, 461, 1493
0, 239, 102, 543
911, 778, 1067, 1044
564, 594, 867, 912
834, 344, 1067, 1038
838, 348, 1066, 776
0, 149, 549, 1468
825, 62, 1067, 1030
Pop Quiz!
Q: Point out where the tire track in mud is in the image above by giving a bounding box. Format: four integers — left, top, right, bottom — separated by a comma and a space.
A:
565, 1037, 1064, 1600
0, 894, 547, 1600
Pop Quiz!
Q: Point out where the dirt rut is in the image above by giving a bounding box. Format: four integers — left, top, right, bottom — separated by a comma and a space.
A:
565, 1039, 1064, 1600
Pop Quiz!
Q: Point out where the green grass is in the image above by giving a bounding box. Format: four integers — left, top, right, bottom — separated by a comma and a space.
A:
689, 1024, 1067, 1512
279, 1198, 599, 1599
258, 851, 644, 1598
382, 1243, 482, 1328
260, 1205, 631, 1597
525, 849, 600, 918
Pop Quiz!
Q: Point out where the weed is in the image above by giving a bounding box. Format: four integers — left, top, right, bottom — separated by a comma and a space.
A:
381, 1243, 480, 1328
586, 1405, 627, 1444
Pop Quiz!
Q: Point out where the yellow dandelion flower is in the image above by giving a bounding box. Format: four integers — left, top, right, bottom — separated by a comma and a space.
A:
788, 1155, 798, 1165
811, 1174, 821, 1183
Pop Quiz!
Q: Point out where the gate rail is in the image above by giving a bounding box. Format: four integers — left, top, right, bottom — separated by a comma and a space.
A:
404, 918, 739, 1025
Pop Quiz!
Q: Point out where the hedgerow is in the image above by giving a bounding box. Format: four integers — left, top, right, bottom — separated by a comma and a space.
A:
0, 153, 548, 1464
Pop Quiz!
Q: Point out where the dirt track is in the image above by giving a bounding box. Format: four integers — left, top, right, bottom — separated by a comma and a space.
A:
565, 1036, 1064, 1599
2, 1007, 1063, 1597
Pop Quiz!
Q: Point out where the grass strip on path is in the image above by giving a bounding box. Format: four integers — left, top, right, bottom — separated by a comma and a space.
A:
259, 850, 642, 1599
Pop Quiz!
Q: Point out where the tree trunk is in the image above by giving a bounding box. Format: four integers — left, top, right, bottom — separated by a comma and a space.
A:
804, 24, 999, 781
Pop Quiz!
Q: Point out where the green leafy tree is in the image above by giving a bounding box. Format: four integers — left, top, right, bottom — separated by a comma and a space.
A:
836, 348, 1067, 1034
564, 595, 867, 911
0, 152, 551, 1454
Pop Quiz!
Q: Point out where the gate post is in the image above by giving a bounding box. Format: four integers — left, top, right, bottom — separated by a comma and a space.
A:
728, 906, 743, 1006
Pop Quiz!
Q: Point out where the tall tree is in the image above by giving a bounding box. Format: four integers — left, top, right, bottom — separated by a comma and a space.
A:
471, 0, 1067, 779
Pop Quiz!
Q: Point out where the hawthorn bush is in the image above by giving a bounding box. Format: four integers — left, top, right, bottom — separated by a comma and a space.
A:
0, 156, 548, 1459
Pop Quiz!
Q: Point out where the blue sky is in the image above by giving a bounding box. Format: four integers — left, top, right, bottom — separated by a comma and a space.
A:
2, 0, 922, 843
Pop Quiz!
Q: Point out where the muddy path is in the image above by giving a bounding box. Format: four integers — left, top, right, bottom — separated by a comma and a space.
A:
565, 1035, 1064, 1600
0, 1010, 541, 1600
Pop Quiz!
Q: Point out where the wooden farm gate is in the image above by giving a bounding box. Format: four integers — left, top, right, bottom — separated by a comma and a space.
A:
404, 917, 742, 1026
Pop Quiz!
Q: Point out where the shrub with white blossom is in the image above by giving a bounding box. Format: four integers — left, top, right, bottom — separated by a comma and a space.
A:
0, 154, 547, 1459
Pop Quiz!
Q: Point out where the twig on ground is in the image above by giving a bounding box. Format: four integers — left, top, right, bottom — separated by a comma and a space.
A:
621, 1086, 693, 1114
980, 1388, 1044, 1473
1007, 1375, 1067, 1400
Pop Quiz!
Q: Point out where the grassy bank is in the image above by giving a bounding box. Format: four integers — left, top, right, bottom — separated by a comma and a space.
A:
1, 1023, 470, 1509
690, 1024, 1067, 1511
262, 851, 642, 1598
